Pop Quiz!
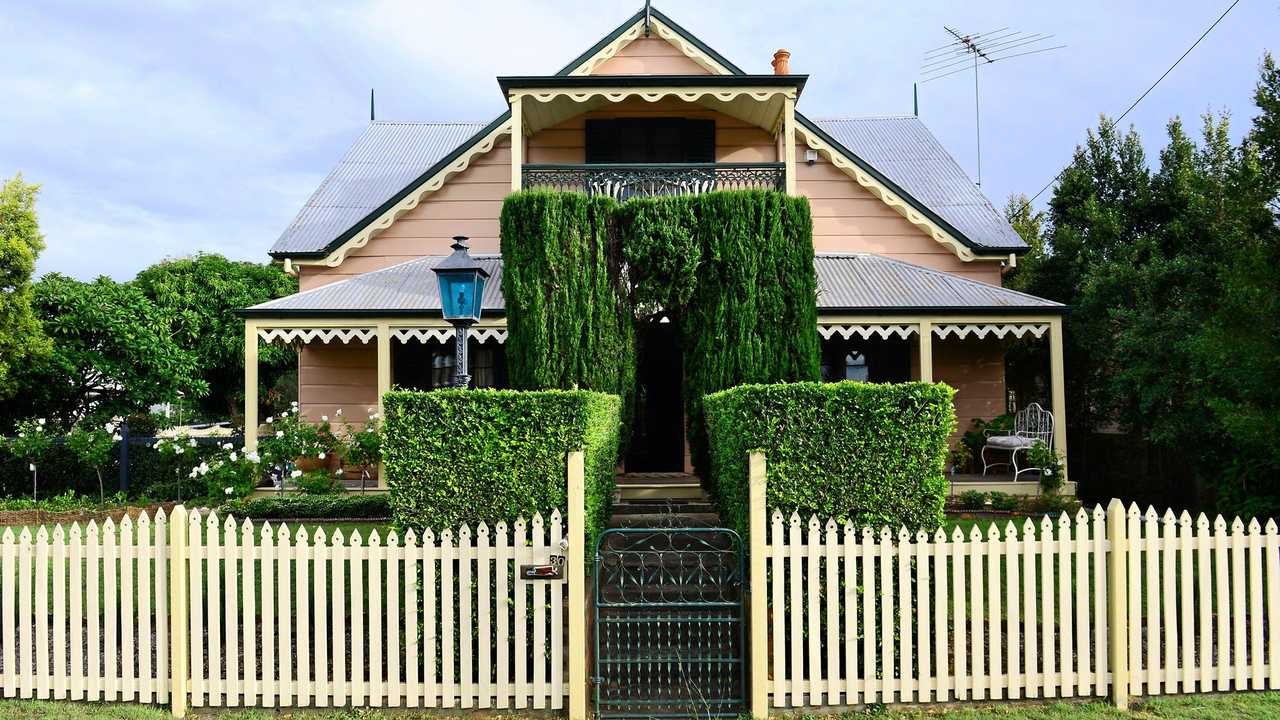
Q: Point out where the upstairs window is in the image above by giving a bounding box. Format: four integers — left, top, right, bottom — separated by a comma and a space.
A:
585, 118, 715, 163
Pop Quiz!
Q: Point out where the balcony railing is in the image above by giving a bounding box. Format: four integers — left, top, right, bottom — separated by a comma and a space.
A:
521, 162, 786, 200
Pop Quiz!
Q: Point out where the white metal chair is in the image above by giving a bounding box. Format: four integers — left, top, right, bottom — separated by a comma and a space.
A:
981, 402, 1054, 479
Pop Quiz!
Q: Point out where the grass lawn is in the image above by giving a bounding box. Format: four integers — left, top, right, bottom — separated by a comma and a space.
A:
2, 693, 1280, 718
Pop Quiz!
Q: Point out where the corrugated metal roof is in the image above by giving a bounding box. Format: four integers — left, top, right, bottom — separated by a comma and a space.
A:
243, 254, 505, 314
270, 116, 1026, 258
270, 122, 488, 255
814, 253, 1060, 310
242, 252, 1059, 316
811, 117, 1027, 250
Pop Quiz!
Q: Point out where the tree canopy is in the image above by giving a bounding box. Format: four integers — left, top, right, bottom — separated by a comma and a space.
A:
0, 174, 50, 399
0, 273, 206, 426
134, 253, 296, 419
1010, 52, 1280, 516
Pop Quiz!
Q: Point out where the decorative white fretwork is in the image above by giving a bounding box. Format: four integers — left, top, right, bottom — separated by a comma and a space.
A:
257, 328, 375, 345
392, 328, 508, 344
932, 323, 1049, 340
818, 324, 918, 341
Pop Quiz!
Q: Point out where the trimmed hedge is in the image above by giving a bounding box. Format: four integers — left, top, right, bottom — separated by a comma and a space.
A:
499, 192, 635, 424
382, 389, 621, 546
704, 381, 956, 538
618, 191, 820, 475
221, 493, 391, 520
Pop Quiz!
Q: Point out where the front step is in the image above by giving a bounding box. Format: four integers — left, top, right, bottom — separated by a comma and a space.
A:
617, 484, 704, 501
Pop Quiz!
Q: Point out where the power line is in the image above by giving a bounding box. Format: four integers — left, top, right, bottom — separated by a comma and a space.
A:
1014, 0, 1242, 216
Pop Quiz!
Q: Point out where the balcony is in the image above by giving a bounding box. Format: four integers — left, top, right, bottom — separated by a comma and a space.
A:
521, 162, 786, 201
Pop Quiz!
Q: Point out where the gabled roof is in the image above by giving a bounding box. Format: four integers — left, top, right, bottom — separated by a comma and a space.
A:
239, 253, 1060, 318
269, 5, 1027, 260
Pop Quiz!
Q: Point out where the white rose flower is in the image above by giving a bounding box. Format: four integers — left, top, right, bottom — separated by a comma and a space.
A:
334, 468, 343, 475
276, 431, 284, 438
318, 452, 326, 460
230, 452, 238, 462
266, 416, 273, 424
290, 469, 302, 479
321, 415, 329, 422
104, 422, 115, 432
224, 487, 234, 496
335, 408, 343, 416
175, 447, 184, 455
112, 434, 121, 441
189, 439, 197, 447
37, 418, 46, 425
246, 452, 259, 463
291, 401, 299, 407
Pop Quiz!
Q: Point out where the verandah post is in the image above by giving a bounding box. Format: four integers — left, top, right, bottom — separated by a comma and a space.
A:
749, 451, 768, 719
168, 504, 189, 717
1106, 498, 1130, 710
567, 451, 587, 720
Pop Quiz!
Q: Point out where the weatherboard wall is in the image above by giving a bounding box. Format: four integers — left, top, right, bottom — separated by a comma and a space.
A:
591, 36, 714, 75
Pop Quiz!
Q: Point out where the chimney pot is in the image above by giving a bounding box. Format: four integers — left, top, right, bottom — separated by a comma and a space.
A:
771, 48, 791, 75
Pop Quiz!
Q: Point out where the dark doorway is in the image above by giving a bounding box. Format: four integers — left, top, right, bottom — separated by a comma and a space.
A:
626, 320, 685, 472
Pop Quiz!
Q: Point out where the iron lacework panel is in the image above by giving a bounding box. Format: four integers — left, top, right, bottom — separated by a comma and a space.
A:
593, 528, 745, 719
523, 163, 785, 201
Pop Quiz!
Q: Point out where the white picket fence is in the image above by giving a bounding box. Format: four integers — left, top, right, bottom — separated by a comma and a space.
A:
0, 514, 170, 703
756, 500, 1280, 708
0, 508, 570, 710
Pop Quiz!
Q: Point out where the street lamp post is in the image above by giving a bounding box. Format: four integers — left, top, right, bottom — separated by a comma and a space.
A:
432, 236, 491, 388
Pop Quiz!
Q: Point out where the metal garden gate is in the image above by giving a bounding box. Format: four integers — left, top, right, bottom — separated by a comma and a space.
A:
593, 528, 745, 718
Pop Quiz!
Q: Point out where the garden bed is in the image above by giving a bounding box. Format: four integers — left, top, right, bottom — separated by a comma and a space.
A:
0, 500, 178, 526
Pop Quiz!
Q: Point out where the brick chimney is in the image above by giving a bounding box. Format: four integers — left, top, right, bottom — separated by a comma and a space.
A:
771, 49, 791, 75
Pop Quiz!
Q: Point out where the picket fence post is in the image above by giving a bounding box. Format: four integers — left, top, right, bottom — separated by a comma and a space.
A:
567, 451, 588, 720
748, 451, 768, 720
168, 504, 189, 718
1106, 498, 1129, 710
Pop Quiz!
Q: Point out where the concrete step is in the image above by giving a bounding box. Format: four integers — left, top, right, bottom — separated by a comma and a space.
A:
607, 512, 722, 529
617, 485, 706, 501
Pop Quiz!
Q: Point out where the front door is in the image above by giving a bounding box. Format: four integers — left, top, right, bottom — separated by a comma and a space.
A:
626, 320, 685, 472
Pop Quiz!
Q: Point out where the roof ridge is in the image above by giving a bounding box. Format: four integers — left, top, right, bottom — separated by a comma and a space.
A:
370, 120, 489, 127
812, 114, 918, 122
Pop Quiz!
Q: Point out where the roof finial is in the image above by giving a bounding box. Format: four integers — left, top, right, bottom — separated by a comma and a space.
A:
370, 88, 375, 122
643, 0, 652, 37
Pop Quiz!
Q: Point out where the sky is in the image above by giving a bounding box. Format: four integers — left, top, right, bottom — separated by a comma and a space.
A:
3, 0, 1276, 281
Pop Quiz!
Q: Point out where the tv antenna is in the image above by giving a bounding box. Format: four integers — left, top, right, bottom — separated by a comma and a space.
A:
920, 26, 1064, 186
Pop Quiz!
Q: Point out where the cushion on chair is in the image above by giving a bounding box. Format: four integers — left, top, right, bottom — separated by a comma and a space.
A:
985, 435, 1035, 450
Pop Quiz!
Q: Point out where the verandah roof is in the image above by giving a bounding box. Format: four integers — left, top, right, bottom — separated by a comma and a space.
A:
237, 253, 1062, 318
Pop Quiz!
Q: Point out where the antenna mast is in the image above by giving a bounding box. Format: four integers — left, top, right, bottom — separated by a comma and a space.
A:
920, 26, 1064, 187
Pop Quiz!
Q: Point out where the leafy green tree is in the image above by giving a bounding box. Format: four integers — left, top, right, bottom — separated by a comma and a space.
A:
65, 421, 120, 505
1015, 117, 1153, 445
0, 274, 205, 425
1191, 53, 1280, 514
0, 174, 50, 398
133, 253, 297, 421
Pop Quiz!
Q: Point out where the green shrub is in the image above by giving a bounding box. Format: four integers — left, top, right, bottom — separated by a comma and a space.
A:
955, 490, 988, 511
221, 493, 391, 520
382, 389, 621, 547
703, 381, 955, 538
988, 491, 1021, 512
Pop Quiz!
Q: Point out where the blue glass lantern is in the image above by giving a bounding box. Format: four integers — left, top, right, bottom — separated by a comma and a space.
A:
433, 236, 490, 322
